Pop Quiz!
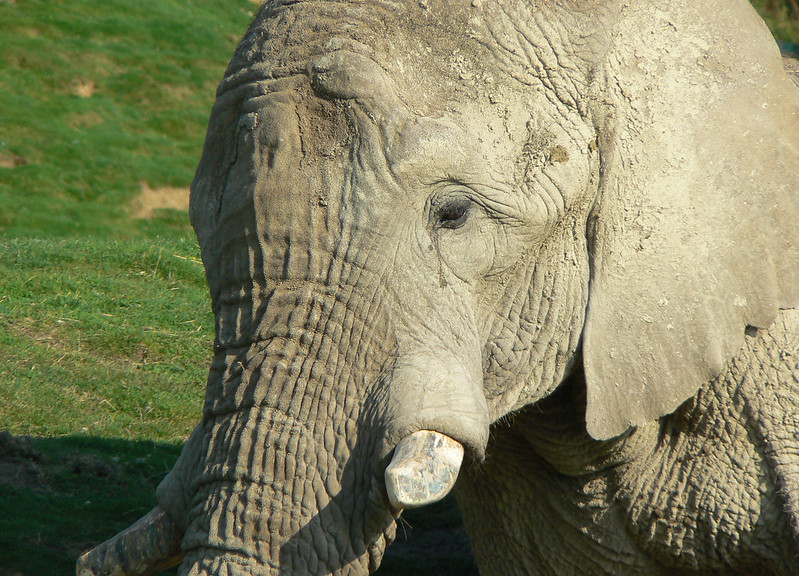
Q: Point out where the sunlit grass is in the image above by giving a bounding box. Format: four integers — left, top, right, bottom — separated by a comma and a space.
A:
0, 1, 255, 573
0, 236, 211, 440
0, 0, 255, 238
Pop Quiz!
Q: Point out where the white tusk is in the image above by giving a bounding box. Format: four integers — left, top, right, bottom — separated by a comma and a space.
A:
384, 430, 464, 510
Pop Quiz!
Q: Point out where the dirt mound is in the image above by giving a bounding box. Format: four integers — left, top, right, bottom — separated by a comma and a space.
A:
133, 182, 190, 219
0, 431, 43, 491
70, 79, 96, 98
0, 154, 28, 168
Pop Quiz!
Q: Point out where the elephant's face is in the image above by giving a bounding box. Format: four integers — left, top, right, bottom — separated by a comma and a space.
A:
301, 44, 598, 425
98, 1, 796, 575
175, 7, 600, 571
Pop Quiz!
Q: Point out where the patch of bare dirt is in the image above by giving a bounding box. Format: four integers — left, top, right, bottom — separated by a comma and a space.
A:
66, 453, 115, 479
0, 432, 130, 496
162, 84, 192, 101
7, 316, 73, 352
0, 153, 28, 168
71, 79, 96, 98
133, 182, 190, 219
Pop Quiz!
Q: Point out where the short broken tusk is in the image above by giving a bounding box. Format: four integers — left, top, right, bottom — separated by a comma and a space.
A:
384, 430, 465, 510
76, 506, 184, 576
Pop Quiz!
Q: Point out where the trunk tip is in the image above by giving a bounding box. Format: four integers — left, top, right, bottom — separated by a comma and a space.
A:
75, 506, 184, 576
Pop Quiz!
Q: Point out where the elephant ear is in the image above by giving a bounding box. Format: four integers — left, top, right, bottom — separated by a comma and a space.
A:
582, 1, 799, 440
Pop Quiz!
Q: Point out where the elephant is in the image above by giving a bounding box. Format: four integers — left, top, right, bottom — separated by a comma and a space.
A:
77, 0, 799, 574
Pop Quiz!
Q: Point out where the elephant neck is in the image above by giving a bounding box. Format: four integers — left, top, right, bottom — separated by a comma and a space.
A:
511, 368, 658, 477
462, 317, 799, 574
511, 314, 799, 572
616, 309, 799, 571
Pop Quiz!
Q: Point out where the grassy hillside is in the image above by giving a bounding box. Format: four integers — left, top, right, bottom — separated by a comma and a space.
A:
0, 0, 258, 239
0, 1, 797, 575
0, 1, 255, 573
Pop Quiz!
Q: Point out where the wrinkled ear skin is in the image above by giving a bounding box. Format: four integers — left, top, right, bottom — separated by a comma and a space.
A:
582, 0, 799, 439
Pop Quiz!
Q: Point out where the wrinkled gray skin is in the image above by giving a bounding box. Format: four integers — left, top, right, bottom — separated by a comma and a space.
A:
80, 0, 799, 575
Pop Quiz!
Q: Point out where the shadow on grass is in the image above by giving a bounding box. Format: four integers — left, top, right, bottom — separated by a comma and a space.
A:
372, 496, 479, 576
0, 432, 182, 576
0, 432, 477, 576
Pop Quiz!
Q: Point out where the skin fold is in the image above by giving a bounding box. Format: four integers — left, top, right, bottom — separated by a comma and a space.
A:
458, 309, 799, 575
77, 1, 799, 575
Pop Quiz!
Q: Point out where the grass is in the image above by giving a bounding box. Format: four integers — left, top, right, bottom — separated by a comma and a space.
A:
0, 1, 256, 573
0, 0, 255, 238
0, 236, 208, 573
0, 237, 210, 440
0, 1, 797, 575
0, 435, 182, 575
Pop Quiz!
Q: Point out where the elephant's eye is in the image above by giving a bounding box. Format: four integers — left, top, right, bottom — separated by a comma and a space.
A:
435, 199, 471, 230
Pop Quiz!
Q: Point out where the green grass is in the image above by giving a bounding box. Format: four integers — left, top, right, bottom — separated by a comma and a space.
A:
0, 237, 214, 574
0, 435, 183, 575
0, 236, 211, 440
0, 0, 256, 239
0, 1, 255, 573
0, 0, 797, 575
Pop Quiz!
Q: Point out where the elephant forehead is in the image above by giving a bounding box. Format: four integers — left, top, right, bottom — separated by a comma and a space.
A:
383, 112, 520, 187
307, 43, 528, 184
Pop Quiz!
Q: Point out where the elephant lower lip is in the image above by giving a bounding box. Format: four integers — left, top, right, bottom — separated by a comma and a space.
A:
384, 430, 464, 509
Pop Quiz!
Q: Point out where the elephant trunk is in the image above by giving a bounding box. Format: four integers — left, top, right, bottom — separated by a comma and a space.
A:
75, 507, 183, 576
170, 323, 392, 573
77, 226, 489, 574
76, 292, 487, 575
175, 418, 472, 575
160, 277, 485, 573
75, 430, 468, 576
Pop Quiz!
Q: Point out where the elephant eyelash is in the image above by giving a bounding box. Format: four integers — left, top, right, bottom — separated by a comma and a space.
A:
434, 198, 472, 229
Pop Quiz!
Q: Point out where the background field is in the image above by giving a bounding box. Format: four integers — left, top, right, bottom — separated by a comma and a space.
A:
0, 1, 796, 574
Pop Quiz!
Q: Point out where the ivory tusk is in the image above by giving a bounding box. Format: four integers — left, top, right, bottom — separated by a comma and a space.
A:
76, 506, 184, 576
384, 430, 465, 510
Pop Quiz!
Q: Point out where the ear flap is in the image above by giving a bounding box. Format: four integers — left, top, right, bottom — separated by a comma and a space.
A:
583, 1, 799, 439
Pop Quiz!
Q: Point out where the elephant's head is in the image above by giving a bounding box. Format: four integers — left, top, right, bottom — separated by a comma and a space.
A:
78, 0, 799, 574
